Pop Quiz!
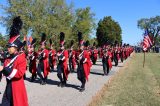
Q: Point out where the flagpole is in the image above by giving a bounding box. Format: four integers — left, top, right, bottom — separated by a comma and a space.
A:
143, 51, 145, 67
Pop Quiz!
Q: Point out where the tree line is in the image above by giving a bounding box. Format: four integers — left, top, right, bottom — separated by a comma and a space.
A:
0, 0, 122, 49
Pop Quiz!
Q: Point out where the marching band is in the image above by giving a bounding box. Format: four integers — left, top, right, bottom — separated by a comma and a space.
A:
0, 16, 134, 106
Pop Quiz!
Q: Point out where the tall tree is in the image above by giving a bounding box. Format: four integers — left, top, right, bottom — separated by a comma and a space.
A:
0, 0, 96, 49
72, 7, 96, 42
96, 16, 122, 46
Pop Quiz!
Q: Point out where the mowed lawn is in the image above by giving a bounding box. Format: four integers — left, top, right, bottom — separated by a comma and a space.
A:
89, 53, 160, 106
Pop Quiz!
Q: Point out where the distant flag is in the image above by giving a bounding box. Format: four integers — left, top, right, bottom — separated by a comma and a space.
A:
23, 35, 27, 41
26, 28, 33, 47
143, 29, 153, 51
27, 36, 33, 46
29, 36, 33, 43
27, 28, 33, 37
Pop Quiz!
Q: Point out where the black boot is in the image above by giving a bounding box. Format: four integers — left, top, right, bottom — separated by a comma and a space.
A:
30, 75, 35, 82
57, 73, 63, 87
61, 81, 67, 87
58, 82, 62, 87
43, 77, 47, 85
79, 87, 85, 92
40, 80, 45, 85
79, 78, 86, 92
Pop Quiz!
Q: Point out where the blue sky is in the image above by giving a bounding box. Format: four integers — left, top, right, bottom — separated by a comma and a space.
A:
0, 0, 160, 45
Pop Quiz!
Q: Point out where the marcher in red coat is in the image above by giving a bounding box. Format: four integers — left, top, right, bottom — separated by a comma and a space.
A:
107, 49, 112, 70
114, 46, 119, 66
49, 49, 57, 71
0, 51, 28, 106
76, 32, 90, 92
37, 33, 50, 85
102, 47, 111, 75
84, 40, 92, 74
0, 16, 28, 106
28, 38, 37, 82
49, 39, 57, 72
76, 50, 90, 80
71, 50, 76, 71
91, 42, 98, 65
68, 40, 76, 73
19, 41, 28, 80
57, 32, 69, 87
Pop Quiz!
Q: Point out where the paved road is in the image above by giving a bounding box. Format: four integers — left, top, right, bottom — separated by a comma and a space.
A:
0, 58, 128, 106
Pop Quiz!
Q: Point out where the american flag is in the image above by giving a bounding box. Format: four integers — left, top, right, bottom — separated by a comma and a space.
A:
143, 29, 153, 51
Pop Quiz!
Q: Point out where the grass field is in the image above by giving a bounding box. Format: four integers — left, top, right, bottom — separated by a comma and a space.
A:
89, 53, 160, 106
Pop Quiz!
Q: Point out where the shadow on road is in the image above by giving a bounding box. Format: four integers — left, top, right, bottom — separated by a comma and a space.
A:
90, 71, 104, 76
47, 79, 80, 91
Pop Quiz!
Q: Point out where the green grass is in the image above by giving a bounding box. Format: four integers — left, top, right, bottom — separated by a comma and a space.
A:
91, 53, 160, 106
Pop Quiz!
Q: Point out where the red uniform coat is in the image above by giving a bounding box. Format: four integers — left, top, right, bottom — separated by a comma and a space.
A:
102, 51, 112, 70
38, 49, 50, 77
76, 50, 90, 81
107, 51, 112, 70
71, 50, 76, 69
29, 51, 37, 75
126, 48, 129, 58
49, 49, 57, 66
87, 50, 92, 73
57, 50, 69, 79
117, 48, 120, 61
4, 53, 28, 106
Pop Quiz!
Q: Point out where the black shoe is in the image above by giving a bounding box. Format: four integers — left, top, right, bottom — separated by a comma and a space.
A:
43, 81, 46, 85
61, 82, 66, 87
61, 83, 65, 88
50, 68, 54, 73
41, 81, 46, 85
40, 80, 45, 85
0, 92, 1, 94
103, 73, 107, 76
58, 82, 62, 87
79, 87, 85, 92
30, 79, 34, 82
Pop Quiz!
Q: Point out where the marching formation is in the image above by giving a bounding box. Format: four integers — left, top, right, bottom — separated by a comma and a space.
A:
0, 17, 133, 106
